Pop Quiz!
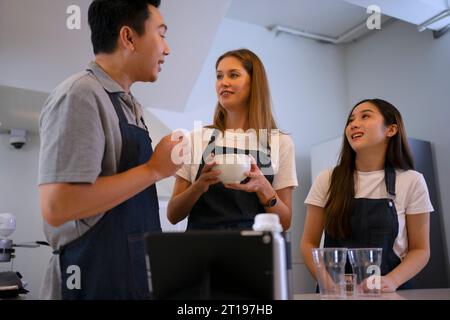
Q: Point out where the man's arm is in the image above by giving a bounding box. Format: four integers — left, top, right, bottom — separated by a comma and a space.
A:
40, 164, 155, 227
40, 134, 184, 227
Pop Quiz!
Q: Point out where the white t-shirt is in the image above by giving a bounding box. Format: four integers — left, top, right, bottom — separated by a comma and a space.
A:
305, 168, 434, 259
177, 128, 298, 190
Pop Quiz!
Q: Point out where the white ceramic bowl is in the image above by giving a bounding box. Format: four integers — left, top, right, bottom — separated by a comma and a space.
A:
212, 154, 252, 184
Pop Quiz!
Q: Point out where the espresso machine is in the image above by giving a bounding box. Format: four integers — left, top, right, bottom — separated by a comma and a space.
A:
0, 213, 47, 298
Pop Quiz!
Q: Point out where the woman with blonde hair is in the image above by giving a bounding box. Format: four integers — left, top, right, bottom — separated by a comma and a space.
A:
167, 49, 298, 230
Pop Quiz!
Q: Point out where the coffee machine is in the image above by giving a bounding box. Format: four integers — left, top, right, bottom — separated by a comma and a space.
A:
0, 213, 46, 298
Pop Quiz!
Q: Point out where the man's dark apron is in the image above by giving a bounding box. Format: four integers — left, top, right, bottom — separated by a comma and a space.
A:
324, 166, 411, 289
56, 92, 161, 299
187, 130, 274, 230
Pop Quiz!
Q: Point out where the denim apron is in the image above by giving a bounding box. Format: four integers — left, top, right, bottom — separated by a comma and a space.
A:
324, 166, 411, 289
187, 130, 274, 230
57, 92, 161, 299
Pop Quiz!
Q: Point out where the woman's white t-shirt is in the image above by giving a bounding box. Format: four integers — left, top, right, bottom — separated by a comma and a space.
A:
305, 168, 434, 259
177, 128, 298, 190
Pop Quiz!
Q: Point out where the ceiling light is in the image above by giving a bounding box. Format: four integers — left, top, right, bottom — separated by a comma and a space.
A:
417, 9, 450, 32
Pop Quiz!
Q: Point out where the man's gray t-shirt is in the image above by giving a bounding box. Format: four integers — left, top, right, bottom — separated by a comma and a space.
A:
38, 61, 148, 299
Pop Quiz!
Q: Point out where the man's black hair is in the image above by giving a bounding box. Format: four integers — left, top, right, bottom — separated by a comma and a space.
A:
88, 0, 161, 54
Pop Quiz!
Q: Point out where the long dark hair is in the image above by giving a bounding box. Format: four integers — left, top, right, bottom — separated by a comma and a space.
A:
324, 99, 414, 239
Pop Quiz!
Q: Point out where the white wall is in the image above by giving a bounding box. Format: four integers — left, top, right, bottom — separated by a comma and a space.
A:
0, 133, 52, 299
345, 20, 450, 275
0, 0, 93, 92
0, 0, 230, 112
150, 18, 349, 293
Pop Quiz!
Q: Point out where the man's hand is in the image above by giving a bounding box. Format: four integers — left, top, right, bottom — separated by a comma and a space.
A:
147, 131, 189, 181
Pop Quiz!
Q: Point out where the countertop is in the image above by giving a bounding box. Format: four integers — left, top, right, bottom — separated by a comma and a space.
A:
294, 288, 450, 300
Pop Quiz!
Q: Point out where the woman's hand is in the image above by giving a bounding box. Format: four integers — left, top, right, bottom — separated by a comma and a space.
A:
191, 161, 221, 194
224, 156, 293, 230
380, 275, 400, 293
224, 161, 274, 204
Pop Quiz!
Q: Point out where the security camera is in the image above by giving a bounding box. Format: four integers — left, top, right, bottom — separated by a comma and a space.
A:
10, 136, 26, 149
9, 129, 27, 149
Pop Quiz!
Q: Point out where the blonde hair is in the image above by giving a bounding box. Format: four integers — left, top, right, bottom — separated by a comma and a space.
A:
209, 49, 278, 144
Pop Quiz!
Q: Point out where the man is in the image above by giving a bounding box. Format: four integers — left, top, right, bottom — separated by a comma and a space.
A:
38, 0, 183, 299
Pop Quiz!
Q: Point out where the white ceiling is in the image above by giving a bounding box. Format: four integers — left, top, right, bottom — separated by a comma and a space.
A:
0, 0, 231, 112
226, 0, 450, 40
0, 0, 232, 134
0, 85, 48, 133
345, 0, 450, 31
1, 0, 449, 134
226, 0, 372, 39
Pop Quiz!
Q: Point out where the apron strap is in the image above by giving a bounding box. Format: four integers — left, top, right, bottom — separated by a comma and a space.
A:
107, 92, 128, 125
140, 117, 149, 131
107, 92, 149, 131
194, 129, 221, 181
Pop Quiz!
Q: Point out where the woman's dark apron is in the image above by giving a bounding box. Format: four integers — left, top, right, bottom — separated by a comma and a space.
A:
187, 130, 274, 230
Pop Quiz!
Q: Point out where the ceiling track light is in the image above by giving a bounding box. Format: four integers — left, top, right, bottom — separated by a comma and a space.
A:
417, 9, 450, 32
270, 17, 391, 44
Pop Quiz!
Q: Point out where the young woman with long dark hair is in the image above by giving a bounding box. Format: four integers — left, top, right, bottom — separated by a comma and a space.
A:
301, 99, 433, 292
